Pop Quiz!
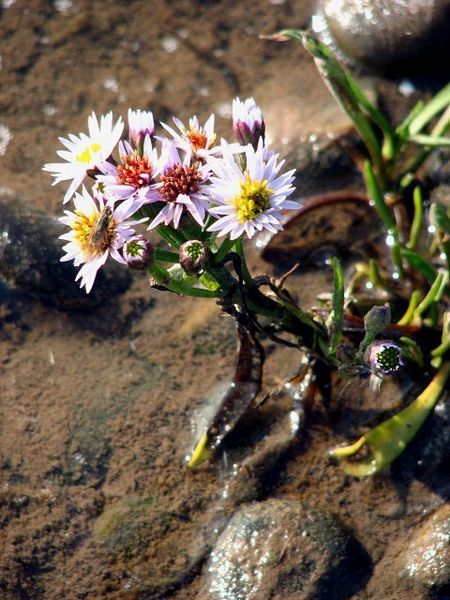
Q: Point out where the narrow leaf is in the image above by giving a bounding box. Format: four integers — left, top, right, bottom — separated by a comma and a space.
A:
408, 82, 450, 136
409, 134, 450, 146
363, 161, 395, 229
407, 186, 424, 250
330, 362, 450, 477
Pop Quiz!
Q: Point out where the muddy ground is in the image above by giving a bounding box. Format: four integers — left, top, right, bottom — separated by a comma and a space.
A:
0, 1, 449, 599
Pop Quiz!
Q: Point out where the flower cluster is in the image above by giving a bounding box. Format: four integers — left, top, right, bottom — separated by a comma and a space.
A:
44, 99, 296, 292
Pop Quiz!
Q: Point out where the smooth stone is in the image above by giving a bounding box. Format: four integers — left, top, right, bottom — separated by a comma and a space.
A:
94, 495, 213, 596
320, 0, 450, 73
0, 190, 131, 309
399, 503, 450, 589
200, 498, 371, 600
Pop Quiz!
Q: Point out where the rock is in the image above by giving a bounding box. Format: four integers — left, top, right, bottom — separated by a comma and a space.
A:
319, 0, 450, 73
94, 495, 212, 596
399, 503, 450, 590
200, 499, 371, 599
0, 189, 131, 310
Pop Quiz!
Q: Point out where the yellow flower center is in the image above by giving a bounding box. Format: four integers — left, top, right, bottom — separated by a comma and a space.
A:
233, 175, 272, 223
76, 142, 102, 164
186, 129, 216, 151
73, 207, 114, 256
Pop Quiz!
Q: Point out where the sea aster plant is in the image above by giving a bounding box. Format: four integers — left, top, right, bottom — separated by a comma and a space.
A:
59, 187, 144, 293
43, 112, 124, 204
207, 139, 297, 240
148, 141, 211, 229
161, 114, 217, 159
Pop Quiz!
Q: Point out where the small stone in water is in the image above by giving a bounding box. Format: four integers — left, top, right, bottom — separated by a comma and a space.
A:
320, 0, 450, 73
200, 499, 371, 599
399, 503, 450, 590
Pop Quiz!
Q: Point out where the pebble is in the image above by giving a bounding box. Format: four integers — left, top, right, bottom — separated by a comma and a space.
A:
0, 190, 131, 309
399, 503, 450, 589
320, 0, 450, 72
200, 498, 371, 599
94, 495, 211, 595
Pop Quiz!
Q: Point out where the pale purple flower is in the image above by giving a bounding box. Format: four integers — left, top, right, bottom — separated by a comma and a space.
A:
161, 114, 217, 159
43, 112, 124, 204
147, 141, 211, 229
97, 136, 160, 202
207, 140, 297, 240
128, 108, 155, 148
59, 187, 145, 293
364, 340, 404, 377
232, 97, 265, 147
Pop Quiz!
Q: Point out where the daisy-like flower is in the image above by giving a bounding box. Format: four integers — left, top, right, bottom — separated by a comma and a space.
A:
59, 187, 145, 293
364, 340, 404, 377
128, 108, 155, 149
207, 140, 297, 240
97, 135, 160, 202
147, 141, 211, 229
161, 114, 217, 159
43, 112, 124, 204
232, 97, 265, 148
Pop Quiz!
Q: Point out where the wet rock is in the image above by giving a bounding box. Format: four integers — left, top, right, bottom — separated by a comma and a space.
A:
94, 495, 211, 596
0, 189, 131, 310
200, 499, 371, 600
320, 0, 450, 73
399, 503, 450, 590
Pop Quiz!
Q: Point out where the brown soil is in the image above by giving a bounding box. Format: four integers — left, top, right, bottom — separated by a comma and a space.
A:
0, 1, 448, 599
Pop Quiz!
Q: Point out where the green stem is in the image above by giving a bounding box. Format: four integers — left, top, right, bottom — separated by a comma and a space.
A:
414, 272, 445, 318
234, 238, 253, 285
407, 186, 424, 250
148, 263, 220, 298
154, 248, 179, 263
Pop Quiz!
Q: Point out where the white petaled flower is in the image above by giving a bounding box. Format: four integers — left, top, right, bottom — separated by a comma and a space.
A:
161, 114, 217, 159
147, 141, 211, 229
97, 136, 160, 202
43, 112, 124, 204
59, 187, 145, 293
207, 140, 297, 240
232, 97, 265, 147
128, 108, 155, 148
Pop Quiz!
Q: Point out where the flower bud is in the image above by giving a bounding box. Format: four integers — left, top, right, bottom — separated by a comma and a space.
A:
179, 240, 206, 274
128, 109, 155, 149
364, 340, 404, 377
232, 97, 265, 148
363, 304, 391, 338
123, 235, 154, 269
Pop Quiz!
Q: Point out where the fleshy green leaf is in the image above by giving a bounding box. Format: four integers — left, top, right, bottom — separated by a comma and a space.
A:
330, 362, 450, 477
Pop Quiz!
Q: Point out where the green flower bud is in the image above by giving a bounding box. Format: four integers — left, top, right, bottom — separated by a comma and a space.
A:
179, 240, 206, 274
